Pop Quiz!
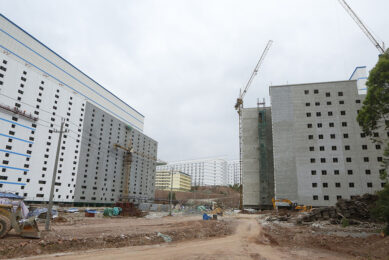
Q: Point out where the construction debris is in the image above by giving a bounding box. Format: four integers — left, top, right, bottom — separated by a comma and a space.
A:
299, 194, 378, 224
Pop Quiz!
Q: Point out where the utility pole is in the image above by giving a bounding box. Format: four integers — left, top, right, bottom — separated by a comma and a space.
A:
169, 167, 174, 216
45, 119, 67, 231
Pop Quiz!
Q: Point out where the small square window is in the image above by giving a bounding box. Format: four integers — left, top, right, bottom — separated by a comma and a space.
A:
310, 158, 315, 163
318, 134, 323, 139
320, 158, 326, 163
376, 144, 381, 149
319, 146, 324, 151
335, 183, 341, 188
326, 92, 330, 97
305, 102, 310, 107
328, 111, 333, 116
322, 170, 327, 175
347, 170, 353, 175
367, 182, 373, 188
346, 157, 352, 162
323, 183, 328, 188
329, 122, 334, 127
311, 170, 317, 175
342, 122, 347, 127
333, 158, 338, 163
361, 133, 366, 138
364, 157, 369, 162
308, 135, 314, 140
326, 101, 332, 105
343, 133, 349, 138
313, 195, 318, 200
309, 146, 314, 151
307, 123, 312, 128
324, 195, 329, 200
330, 134, 336, 139
349, 183, 354, 188
365, 169, 371, 175
317, 123, 322, 128
356, 100, 361, 103
339, 100, 344, 104
315, 102, 320, 106
316, 112, 321, 117
340, 111, 346, 115
314, 89, 319, 94
345, 145, 350, 150
334, 170, 339, 175
304, 90, 309, 94
306, 112, 311, 117
338, 91, 343, 96
312, 183, 317, 188
332, 146, 337, 151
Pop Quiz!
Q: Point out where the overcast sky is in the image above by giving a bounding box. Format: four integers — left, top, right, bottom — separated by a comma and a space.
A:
2, 0, 388, 162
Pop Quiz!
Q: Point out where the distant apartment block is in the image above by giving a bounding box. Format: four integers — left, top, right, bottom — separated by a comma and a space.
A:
227, 160, 241, 185
155, 170, 191, 192
157, 158, 228, 186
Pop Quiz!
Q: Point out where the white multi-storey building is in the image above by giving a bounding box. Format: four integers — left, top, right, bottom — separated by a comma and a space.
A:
157, 158, 228, 186
0, 14, 157, 204
227, 160, 240, 185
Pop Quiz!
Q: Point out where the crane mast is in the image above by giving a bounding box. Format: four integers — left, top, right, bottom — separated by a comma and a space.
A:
338, 0, 385, 54
235, 40, 273, 210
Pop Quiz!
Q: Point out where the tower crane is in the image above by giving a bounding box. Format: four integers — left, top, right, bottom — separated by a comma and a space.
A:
235, 40, 273, 210
338, 0, 386, 54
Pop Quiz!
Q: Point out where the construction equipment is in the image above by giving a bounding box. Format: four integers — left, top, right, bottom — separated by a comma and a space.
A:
0, 193, 40, 239
338, 0, 386, 54
235, 40, 273, 209
113, 126, 157, 203
272, 198, 312, 212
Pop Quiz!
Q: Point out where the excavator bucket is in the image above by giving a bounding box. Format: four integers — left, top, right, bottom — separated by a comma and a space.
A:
18, 217, 40, 239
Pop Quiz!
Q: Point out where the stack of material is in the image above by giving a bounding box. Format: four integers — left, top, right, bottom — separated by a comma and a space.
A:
299, 194, 378, 223
115, 202, 145, 217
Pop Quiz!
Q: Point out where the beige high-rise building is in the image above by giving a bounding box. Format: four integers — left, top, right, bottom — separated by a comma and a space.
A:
155, 170, 192, 192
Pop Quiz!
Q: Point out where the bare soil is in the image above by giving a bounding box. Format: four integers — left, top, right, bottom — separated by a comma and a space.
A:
0, 214, 234, 259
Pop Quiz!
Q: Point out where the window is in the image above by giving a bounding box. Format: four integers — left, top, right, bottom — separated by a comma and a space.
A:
317, 123, 322, 128
312, 183, 317, 188
335, 183, 341, 188
309, 146, 314, 151
333, 158, 338, 163
356, 99, 361, 103
349, 183, 354, 188
313, 195, 318, 200
340, 111, 346, 115
319, 146, 324, 151
328, 111, 333, 116
327, 101, 332, 105
323, 183, 328, 188
314, 89, 319, 94
367, 182, 373, 188
376, 144, 381, 149
305, 102, 310, 107
318, 134, 323, 139
315, 102, 320, 106
345, 145, 350, 150
311, 170, 317, 175
342, 122, 347, 127
316, 112, 321, 117
339, 100, 344, 104
378, 157, 383, 162
334, 170, 339, 175
346, 157, 352, 162
307, 123, 312, 128
308, 135, 314, 140
324, 195, 329, 200
364, 157, 369, 162
320, 158, 326, 163
304, 90, 309, 94
373, 132, 379, 137
338, 91, 343, 96
347, 170, 353, 175
329, 122, 334, 127
332, 146, 337, 151
343, 133, 349, 139
326, 92, 330, 97
306, 112, 311, 117
365, 169, 371, 175
330, 134, 336, 139
322, 170, 327, 175
361, 133, 366, 138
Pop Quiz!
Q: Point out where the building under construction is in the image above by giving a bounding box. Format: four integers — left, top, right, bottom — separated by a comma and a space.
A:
241, 106, 274, 209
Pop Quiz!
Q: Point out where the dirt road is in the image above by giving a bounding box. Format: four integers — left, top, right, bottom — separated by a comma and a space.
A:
27, 216, 353, 260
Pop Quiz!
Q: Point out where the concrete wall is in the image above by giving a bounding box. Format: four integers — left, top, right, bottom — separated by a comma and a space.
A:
270, 80, 387, 207
74, 102, 157, 204
242, 107, 274, 208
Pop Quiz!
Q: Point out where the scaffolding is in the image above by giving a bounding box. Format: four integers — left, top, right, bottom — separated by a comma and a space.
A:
257, 99, 269, 205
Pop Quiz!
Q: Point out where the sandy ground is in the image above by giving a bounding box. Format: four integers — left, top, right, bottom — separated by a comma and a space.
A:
21, 215, 353, 260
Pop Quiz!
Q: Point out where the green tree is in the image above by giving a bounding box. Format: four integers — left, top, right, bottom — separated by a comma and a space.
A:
357, 51, 389, 235
357, 52, 389, 179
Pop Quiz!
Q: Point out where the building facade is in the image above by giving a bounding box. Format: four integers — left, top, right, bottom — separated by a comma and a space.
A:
0, 14, 157, 204
155, 170, 191, 192
242, 107, 274, 209
270, 68, 387, 207
227, 160, 240, 186
157, 158, 227, 186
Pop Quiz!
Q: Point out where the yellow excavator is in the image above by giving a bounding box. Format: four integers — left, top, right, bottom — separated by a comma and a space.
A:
272, 198, 312, 212
0, 193, 40, 239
